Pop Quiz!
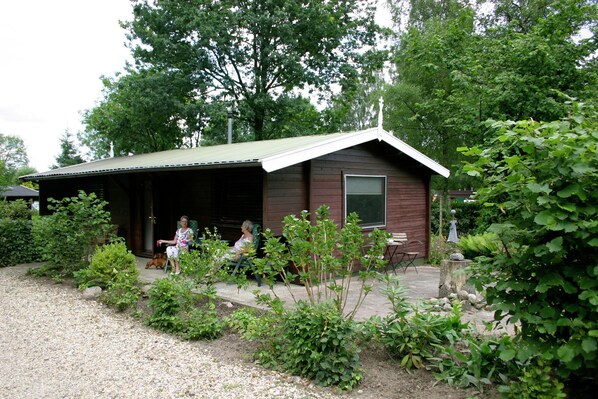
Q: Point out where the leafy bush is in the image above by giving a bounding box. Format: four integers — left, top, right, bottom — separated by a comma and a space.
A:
102, 272, 142, 312
262, 301, 363, 391
146, 277, 224, 339
74, 242, 138, 289
433, 334, 514, 393
457, 232, 500, 259
498, 357, 566, 399
256, 205, 389, 320
0, 200, 42, 267
0, 199, 32, 220
180, 227, 232, 285
379, 275, 467, 370
146, 277, 194, 334
35, 191, 114, 275
0, 219, 41, 267
428, 234, 457, 265
461, 101, 598, 388
181, 308, 224, 340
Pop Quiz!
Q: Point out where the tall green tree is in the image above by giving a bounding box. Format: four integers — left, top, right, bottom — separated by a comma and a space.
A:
385, 7, 481, 190
52, 130, 85, 169
0, 133, 30, 190
0, 133, 29, 171
387, 0, 477, 31
123, 0, 383, 142
81, 67, 202, 158
383, 0, 597, 190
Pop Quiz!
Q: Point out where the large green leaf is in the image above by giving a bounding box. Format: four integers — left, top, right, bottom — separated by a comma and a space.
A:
546, 236, 563, 253
557, 183, 582, 199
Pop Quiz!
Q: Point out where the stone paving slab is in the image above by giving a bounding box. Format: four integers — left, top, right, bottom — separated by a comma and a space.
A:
135, 257, 510, 333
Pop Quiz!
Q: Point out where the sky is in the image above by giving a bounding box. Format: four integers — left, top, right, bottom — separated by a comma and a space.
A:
0, 0, 391, 173
0, 0, 132, 172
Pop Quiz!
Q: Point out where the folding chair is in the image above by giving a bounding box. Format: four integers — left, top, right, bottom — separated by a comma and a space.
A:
389, 233, 422, 273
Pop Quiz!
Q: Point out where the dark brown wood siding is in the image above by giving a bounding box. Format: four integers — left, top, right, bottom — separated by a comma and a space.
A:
263, 163, 308, 236
309, 142, 432, 257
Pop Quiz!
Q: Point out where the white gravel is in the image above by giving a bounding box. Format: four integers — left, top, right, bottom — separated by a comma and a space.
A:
0, 266, 339, 399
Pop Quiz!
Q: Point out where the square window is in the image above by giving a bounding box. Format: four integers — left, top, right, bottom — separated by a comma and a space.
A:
345, 175, 386, 228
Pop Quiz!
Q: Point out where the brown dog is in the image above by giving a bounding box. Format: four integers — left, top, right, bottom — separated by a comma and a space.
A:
145, 253, 168, 269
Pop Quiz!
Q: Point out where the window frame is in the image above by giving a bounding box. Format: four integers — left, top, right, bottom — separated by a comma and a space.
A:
344, 174, 387, 228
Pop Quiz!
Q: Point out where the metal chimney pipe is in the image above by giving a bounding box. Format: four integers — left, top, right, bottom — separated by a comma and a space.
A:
227, 106, 233, 144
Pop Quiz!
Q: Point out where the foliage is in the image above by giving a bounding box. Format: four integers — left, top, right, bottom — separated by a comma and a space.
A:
81, 68, 199, 158
51, 130, 85, 169
378, 274, 467, 369
180, 307, 225, 341
226, 307, 282, 367
460, 101, 598, 384
0, 133, 29, 171
376, 273, 557, 394
255, 205, 389, 320
384, 0, 598, 191
457, 233, 501, 260
35, 191, 114, 275
0, 219, 41, 267
0, 133, 30, 189
74, 242, 138, 289
180, 227, 233, 286
428, 234, 457, 266
498, 357, 566, 399
0, 198, 32, 219
102, 272, 142, 312
146, 277, 224, 340
84, 0, 384, 154
146, 277, 194, 334
257, 300, 363, 391
0, 199, 41, 267
433, 333, 514, 392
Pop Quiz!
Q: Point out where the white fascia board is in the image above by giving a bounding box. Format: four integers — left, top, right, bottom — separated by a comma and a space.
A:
261, 129, 378, 173
382, 133, 451, 178
260, 128, 450, 178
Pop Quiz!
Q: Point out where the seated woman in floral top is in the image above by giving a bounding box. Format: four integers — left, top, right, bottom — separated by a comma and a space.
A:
157, 215, 194, 275
229, 220, 254, 261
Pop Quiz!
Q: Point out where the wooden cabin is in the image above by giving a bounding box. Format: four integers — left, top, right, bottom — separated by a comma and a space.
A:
20, 128, 449, 258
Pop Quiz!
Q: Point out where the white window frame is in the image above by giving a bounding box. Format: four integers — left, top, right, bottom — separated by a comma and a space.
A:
344, 174, 387, 228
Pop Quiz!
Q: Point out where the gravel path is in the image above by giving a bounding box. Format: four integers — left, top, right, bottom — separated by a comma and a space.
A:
0, 266, 338, 399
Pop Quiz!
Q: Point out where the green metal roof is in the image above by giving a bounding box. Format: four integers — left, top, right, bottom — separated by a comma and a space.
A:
20, 128, 450, 181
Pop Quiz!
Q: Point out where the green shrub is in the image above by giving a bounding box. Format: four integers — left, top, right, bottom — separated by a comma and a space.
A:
428, 234, 457, 265
180, 227, 232, 285
146, 277, 193, 334
433, 334, 512, 392
498, 357, 566, 399
457, 232, 501, 259
264, 301, 363, 391
380, 304, 466, 370
181, 308, 225, 340
103, 272, 141, 312
35, 191, 114, 275
256, 205, 389, 320
74, 242, 138, 289
0, 219, 41, 267
146, 277, 224, 339
0, 199, 32, 220
461, 101, 598, 386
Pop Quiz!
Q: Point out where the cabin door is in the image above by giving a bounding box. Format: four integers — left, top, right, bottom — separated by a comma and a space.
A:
142, 179, 156, 254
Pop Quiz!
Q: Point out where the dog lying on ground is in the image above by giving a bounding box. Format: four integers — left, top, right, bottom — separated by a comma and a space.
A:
145, 253, 168, 269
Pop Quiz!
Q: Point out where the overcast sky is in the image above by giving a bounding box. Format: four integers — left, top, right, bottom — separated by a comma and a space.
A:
0, 0, 391, 173
0, 0, 132, 172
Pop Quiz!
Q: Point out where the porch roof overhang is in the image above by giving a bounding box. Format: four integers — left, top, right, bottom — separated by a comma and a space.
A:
20, 128, 450, 182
